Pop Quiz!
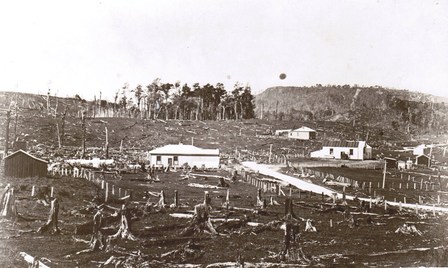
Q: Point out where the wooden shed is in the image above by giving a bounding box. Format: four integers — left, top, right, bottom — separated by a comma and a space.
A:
384, 157, 397, 169
415, 154, 431, 167
4, 150, 48, 178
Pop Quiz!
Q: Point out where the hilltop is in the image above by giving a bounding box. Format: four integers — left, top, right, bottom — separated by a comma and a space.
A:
255, 86, 448, 135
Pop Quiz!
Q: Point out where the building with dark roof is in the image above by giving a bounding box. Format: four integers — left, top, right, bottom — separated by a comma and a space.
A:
310, 140, 372, 160
4, 150, 48, 178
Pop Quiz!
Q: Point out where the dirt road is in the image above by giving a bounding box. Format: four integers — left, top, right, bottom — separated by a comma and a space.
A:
242, 161, 448, 212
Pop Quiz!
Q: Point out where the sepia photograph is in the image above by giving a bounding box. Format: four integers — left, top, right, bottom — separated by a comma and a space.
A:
1, 0, 448, 267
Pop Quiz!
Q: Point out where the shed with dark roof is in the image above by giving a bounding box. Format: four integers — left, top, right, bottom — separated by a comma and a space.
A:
4, 150, 48, 178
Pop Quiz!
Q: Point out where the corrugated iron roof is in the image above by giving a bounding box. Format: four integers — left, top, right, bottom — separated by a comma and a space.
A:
291, 126, 316, 132
4, 149, 48, 163
322, 140, 361, 148
148, 144, 219, 156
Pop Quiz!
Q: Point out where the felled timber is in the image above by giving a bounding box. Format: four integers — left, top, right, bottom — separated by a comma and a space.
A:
19, 252, 50, 268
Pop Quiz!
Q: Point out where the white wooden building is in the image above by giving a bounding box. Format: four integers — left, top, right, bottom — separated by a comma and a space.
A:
310, 140, 372, 160
288, 127, 316, 140
148, 144, 220, 168
413, 144, 430, 156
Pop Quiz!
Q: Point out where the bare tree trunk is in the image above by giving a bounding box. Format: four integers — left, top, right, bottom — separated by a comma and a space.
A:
81, 111, 86, 159
60, 108, 67, 146
105, 126, 109, 159
13, 96, 18, 141
47, 89, 50, 114
234, 101, 238, 120
5, 110, 11, 155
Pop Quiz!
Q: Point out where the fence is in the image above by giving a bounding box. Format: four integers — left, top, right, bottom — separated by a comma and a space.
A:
49, 167, 132, 201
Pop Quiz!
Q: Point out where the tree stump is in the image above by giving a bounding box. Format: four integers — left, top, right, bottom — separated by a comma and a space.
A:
256, 189, 266, 209
0, 184, 17, 219
107, 205, 137, 250
284, 198, 297, 220
281, 222, 310, 264
38, 198, 60, 234
181, 191, 218, 236
157, 190, 166, 208
76, 209, 107, 253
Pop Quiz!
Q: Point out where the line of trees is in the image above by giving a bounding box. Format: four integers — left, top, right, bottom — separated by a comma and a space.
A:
92, 79, 255, 120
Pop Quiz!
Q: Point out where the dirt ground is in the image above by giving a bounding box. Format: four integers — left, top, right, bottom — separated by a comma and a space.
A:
1, 165, 448, 267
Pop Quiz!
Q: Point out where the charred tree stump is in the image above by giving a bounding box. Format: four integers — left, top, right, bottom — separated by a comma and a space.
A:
284, 198, 297, 220
157, 190, 166, 208
181, 191, 218, 236
107, 205, 137, 251
76, 209, 107, 253
0, 185, 17, 219
172, 190, 179, 209
256, 189, 266, 209
38, 198, 60, 234
281, 222, 310, 264
217, 177, 229, 187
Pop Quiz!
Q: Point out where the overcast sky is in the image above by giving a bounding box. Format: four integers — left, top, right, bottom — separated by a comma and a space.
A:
0, 0, 447, 101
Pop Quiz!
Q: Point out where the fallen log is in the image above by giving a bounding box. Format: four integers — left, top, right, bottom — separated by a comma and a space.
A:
188, 183, 225, 189
395, 223, 422, 236
206, 262, 303, 267
19, 252, 50, 268
368, 246, 444, 256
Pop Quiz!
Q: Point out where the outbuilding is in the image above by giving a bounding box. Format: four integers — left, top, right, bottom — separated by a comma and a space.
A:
148, 144, 220, 169
4, 150, 48, 178
415, 154, 431, 167
288, 127, 316, 140
384, 157, 397, 169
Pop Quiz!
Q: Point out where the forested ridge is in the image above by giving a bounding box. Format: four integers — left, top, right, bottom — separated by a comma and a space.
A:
255, 85, 448, 135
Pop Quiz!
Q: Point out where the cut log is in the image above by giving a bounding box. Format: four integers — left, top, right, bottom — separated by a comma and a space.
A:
19, 252, 50, 268
37, 198, 60, 234
395, 223, 422, 236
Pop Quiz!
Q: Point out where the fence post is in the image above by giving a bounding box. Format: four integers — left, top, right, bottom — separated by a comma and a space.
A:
105, 183, 109, 202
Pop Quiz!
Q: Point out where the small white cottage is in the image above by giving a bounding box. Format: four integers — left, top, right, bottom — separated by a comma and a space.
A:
413, 144, 430, 156
148, 144, 220, 169
288, 127, 316, 140
310, 140, 372, 160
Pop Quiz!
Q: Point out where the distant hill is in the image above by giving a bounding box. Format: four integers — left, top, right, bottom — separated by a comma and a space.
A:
255, 86, 448, 134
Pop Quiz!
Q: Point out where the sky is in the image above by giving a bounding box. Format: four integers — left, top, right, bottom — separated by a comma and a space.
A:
0, 0, 447, 101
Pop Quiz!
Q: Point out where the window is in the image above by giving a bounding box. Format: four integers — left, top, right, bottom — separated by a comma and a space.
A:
174, 156, 178, 165
156, 155, 161, 164
349, 149, 354, 156
329, 148, 334, 155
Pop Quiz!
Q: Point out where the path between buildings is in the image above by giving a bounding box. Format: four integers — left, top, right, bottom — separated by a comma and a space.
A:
242, 161, 448, 213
